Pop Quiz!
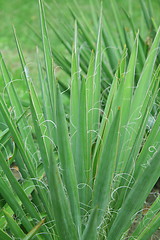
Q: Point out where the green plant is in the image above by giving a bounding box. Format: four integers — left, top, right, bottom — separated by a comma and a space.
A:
47, 0, 160, 86
0, 0, 160, 239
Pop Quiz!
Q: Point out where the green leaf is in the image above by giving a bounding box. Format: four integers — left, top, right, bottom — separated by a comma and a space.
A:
3, 210, 25, 238
82, 208, 98, 240
0, 177, 33, 232
56, 86, 81, 232
108, 149, 160, 240
92, 108, 121, 225
0, 229, 12, 240
70, 21, 80, 161
48, 151, 79, 240
110, 0, 125, 47
86, 50, 95, 158
0, 150, 44, 229
130, 195, 160, 239
75, 78, 88, 205
22, 219, 45, 240
92, 4, 102, 139
132, 27, 160, 107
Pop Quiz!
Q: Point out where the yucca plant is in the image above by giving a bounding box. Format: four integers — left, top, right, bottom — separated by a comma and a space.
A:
0, 0, 160, 239
45, 0, 160, 91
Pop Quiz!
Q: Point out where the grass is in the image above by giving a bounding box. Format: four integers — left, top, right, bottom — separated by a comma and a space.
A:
0, 0, 160, 239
